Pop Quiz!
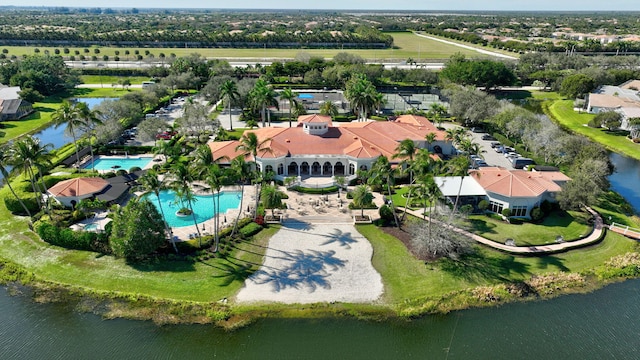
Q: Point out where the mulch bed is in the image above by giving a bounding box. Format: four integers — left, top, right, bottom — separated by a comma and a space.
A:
379, 223, 438, 262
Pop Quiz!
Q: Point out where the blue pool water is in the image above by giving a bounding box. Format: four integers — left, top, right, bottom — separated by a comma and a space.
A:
144, 190, 241, 228
84, 156, 153, 171
298, 93, 314, 99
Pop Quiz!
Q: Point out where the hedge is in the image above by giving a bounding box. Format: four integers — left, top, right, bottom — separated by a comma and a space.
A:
239, 222, 263, 237
291, 185, 338, 194
35, 220, 107, 252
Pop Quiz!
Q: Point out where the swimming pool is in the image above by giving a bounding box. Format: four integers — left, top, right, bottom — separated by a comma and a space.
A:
83, 156, 153, 171
144, 190, 242, 228
298, 93, 314, 99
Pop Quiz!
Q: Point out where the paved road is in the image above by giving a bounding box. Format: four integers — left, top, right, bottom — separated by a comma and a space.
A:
414, 33, 518, 60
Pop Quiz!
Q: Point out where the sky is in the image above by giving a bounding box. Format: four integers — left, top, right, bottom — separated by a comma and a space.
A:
5, 1, 640, 11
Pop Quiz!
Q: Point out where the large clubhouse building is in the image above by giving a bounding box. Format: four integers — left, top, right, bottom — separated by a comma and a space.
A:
209, 114, 454, 181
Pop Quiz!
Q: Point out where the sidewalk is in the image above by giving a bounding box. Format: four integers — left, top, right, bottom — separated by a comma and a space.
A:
399, 206, 605, 255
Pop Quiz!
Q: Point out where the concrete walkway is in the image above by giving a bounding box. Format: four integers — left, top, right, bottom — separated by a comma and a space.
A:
400, 206, 605, 255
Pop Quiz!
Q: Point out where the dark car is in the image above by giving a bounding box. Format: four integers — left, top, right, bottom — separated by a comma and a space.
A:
482, 134, 496, 141
490, 141, 501, 148
471, 127, 485, 133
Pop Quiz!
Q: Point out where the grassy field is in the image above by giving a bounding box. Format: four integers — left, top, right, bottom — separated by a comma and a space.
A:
0, 32, 511, 62
465, 211, 592, 246
358, 222, 637, 305
546, 99, 640, 161
79, 75, 150, 85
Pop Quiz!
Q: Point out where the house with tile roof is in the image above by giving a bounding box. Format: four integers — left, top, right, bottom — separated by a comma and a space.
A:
467, 167, 570, 218
209, 114, 454, 181
586, 80, 640, 133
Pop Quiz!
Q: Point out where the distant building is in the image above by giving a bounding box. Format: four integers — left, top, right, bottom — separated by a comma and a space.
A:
585, 80, 640, 133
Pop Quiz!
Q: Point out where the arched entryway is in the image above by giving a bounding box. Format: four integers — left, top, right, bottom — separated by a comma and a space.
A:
322, 162, 332, 175
300, 162, 310, 175
335, 162, 345, 176
288, 162, 298, 176
311, 162, 321, 175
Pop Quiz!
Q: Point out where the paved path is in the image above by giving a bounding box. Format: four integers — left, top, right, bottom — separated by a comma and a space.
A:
400, 206, 605, 255
609, 223, 640, 240
414, 32, 518, 60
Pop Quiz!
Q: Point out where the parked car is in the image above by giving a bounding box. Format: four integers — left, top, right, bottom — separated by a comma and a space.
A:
490, 141, 501, 148
504, 151, 519, 159
470, 127, 485, 133
512, 157, 535, 169
494, 146, 505, 153
155, 131, 176, 140
482, 134, 496, 141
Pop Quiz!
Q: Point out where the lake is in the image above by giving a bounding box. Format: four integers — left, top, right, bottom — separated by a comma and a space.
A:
2, 279, 640, 359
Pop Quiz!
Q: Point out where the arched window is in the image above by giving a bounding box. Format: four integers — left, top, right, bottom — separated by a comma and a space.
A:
335, 162, 345, 176
349, 163, 355, 175
265, 165, 273, 174
277, 163, 284, 175
323, 161, 332, 175
288, 162, 298, 175
312, 162, 321, 175
359, 165, 368, 172
300, 162, 310, 175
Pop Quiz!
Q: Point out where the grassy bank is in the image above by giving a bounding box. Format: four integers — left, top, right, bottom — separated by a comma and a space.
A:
544, 99, 640, 161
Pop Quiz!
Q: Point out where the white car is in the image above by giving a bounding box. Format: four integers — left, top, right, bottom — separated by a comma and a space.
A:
504, 152, 519, 158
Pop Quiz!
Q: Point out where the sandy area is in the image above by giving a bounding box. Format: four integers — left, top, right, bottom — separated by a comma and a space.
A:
235, 222, 383, 304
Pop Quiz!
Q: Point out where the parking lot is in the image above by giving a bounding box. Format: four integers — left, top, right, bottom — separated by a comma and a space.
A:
468, 130, 517, 169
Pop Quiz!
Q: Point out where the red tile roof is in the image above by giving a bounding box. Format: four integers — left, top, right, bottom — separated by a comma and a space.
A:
297, 114, 333, 126
210, 117, 449, 162
469, 167, 570, 198
48, 177, 109, 197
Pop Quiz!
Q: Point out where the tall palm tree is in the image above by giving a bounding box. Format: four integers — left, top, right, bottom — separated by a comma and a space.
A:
445, 155, 471, 223
11, 136, 53, 213
138, 169, 177, 253
261, 184, 283, 217
279, 88, 298, 127
52, 100, 85, 166
202, 163, 229, 252
219, 80, 240, 131
425, 132, 437, 152
249, 79, 279, 128
235, 132, 272, 218
393, 139, 417, 184
0, 145, 32, 217
345, 74, 377, 122
368, 156, 400, 228
352, 184, 373, 218
230, 156, 251, 237
75, 101, 103, 172
168, 162, 202, 245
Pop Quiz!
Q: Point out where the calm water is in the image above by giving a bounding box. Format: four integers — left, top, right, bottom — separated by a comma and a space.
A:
145, 190, 242, 227
609, 152, 640, 214
2, 279, 640, 359
83, 156, 153, 171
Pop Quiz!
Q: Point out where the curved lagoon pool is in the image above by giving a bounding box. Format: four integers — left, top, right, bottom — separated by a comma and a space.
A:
144, 190, 241, 228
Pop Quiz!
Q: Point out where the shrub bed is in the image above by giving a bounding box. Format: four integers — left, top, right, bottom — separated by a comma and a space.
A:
290, 185, 338, 194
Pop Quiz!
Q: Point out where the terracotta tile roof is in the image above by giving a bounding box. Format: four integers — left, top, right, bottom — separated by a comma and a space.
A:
48, 177, 109, 197
210, 116, 451, 162
297, 114, 333, 126
208, 140, 247, 161
469, 167, 570, 198
620, 80, 640, 90
588, 93, 640, 109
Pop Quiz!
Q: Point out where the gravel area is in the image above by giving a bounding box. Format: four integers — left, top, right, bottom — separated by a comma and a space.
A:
235, 222, 383, 304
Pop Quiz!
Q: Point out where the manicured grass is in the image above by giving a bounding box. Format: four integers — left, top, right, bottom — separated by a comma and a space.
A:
359, 221, 638, 305
0, 32, 505, 62
80, 75, 150, 85
546, 99, 640, 161
0, 100, 61, 144
72, 87, 137, 98
465, 210, 592, 246
390, 186, 431, 210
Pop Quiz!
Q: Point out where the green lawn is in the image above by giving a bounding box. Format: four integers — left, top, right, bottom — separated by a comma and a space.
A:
546, 99, 640, 161
0, 100, 61, 144
465, 211, 592, 246
359, 222, 637, 306
80, 75, 150, 85
0, 32, 513, 62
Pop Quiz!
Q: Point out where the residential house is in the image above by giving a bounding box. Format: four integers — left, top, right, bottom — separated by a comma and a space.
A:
0, 84, 33, 120
586, 80, 640, 134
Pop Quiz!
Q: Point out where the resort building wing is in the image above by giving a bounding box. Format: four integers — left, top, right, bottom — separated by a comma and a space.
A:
209, 115, 454, 179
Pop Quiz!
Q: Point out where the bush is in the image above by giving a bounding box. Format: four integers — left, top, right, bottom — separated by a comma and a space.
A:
240, 222, 263, 237
4, 195, 39, 215
290, 185, 338, 194
478, 199, 489, 212
378, 204, 394, 224
502, 208, 512, 217
35, 220, 100, 251
129, 166, 142, 173
530, 207, 544, 222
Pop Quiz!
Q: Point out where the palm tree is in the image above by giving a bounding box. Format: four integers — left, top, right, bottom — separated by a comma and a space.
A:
429, 103, 448, 127
352, 184, 373, 218
368, 156, 400, 227
445, 155, 471, 223
11, 136, 53, 213
249, 80, 279, 127
261, 184, 283, 217
230, 156, 251, 236
52, 100, 85, 166
138, 169, 177, 253
425, 132, 437, 152
75, 101, 103, 172
219, 80, 239, 131
279, 88, 298, 127
0, 145, 32, 217
168, 162, 202, 245
203, 163, 229, 252
235, 132, 272, 218
319, 100, 339, 117
345, 74, 377, 122
393, 139, 417, 184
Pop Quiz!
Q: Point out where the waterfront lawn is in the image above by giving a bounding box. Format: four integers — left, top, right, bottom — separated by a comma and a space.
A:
465, 210, 592, 246
0, 100, 62, 144
359, 222, 638, 306
546, 99, 640, 161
